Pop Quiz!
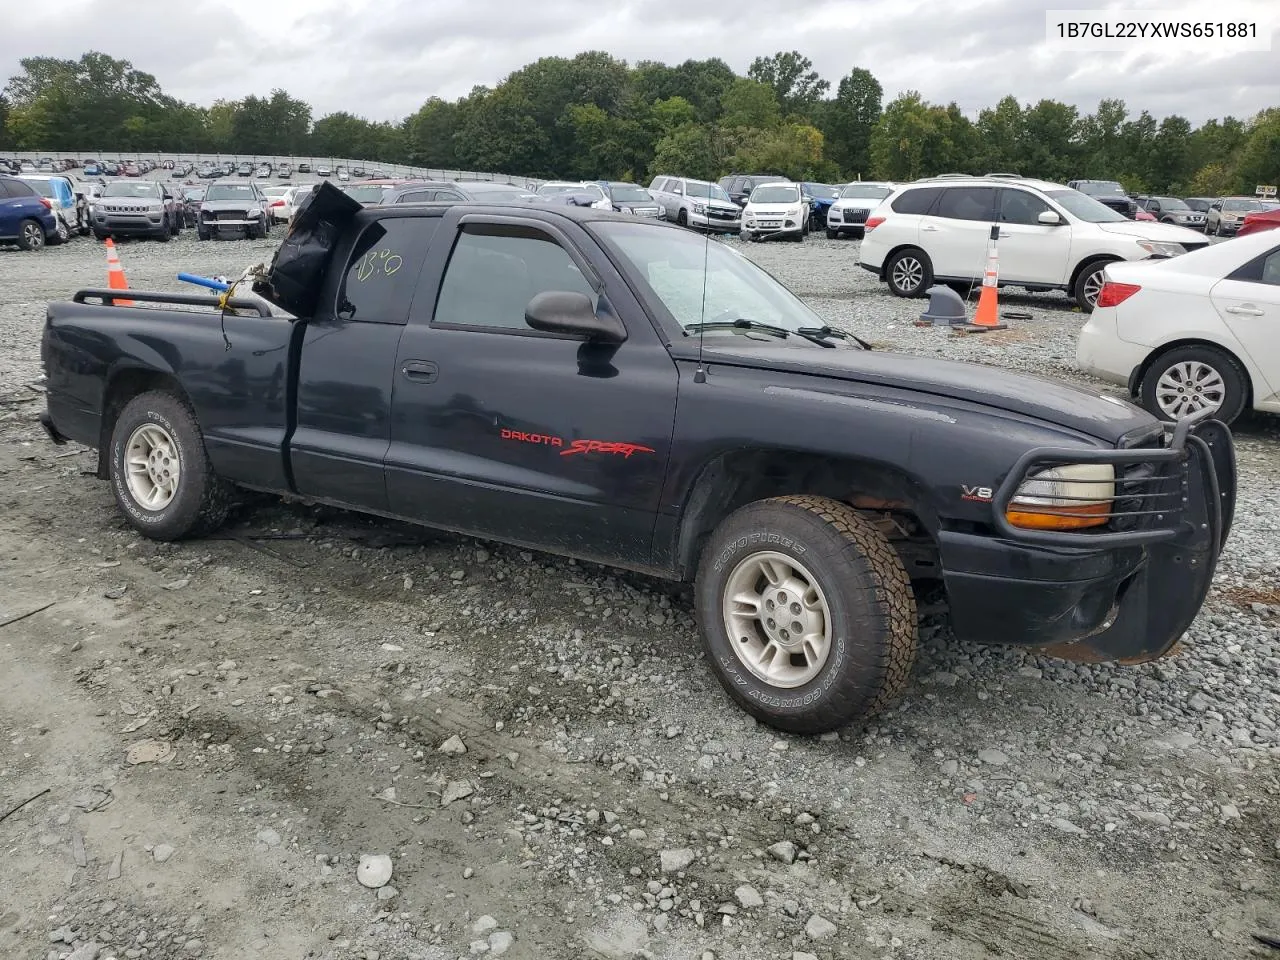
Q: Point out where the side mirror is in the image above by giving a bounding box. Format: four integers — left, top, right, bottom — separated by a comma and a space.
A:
525, 291, 626, 344
1037, 210, 1063, 225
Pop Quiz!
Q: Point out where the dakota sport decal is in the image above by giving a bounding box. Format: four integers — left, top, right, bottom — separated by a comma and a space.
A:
500, 428, 654, 459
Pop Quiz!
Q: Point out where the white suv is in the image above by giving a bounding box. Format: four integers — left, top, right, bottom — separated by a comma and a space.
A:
741, 181, 808, 241
858, 176, 1211, 310
826, 181, 895, 239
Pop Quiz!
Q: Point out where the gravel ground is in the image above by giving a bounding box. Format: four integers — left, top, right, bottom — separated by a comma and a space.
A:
1, 226, 1278, 960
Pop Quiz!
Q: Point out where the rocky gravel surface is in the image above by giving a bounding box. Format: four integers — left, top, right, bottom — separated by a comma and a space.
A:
1, 229, 1278, 960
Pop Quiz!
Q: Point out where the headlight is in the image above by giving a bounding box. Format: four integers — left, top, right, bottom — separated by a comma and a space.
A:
1136, 240, 1184, 258
1007, 463, 1115, 530
247, 207, 262, 217
693, 203, 706, 215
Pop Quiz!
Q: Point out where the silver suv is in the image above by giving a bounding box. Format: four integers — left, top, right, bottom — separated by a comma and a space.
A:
647, 176, 741, 232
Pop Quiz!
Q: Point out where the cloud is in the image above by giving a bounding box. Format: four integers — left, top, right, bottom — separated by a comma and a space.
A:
2, 0, 1276, 124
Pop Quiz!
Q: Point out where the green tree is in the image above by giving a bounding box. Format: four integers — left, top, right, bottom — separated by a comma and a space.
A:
747, 51, 829, 117
1019, 99, 1079, 182
1078, 98, 1128, 176
404, 97, 460, 168
871, 91, 939, 180
1149, 115, 1193, 192
649, 123, 719, 181
0, 95, 11, 149
1187, 161, 1237, 196
1236, 108, 1280, 193
975, 95, 1024, 173
819, 67, 882, 178
719, 78, 780, 129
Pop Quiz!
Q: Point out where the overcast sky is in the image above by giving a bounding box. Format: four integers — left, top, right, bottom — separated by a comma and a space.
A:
3, 0, 1276, 126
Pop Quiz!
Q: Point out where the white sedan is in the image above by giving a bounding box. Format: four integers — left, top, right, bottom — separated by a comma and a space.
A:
1076, 231, 1280, 423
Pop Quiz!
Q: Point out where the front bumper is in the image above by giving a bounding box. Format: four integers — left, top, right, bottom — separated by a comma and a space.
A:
941, 413, 1234, 662
95, 215, 165, 234
688, 210, 741, 231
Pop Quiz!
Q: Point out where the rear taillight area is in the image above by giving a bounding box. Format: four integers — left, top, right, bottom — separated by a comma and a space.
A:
864, 216, 885, 231
38, 198, 52, 210
1096, 281, 1141, 308
270, 200, 285, 207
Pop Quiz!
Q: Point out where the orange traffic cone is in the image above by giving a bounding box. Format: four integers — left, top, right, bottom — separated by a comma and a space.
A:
964, 244, 1006, 332
104, 238, 133, 306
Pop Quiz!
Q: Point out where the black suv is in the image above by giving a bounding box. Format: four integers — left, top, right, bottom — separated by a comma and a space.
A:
719, 173, 790, 207
1066, 180, 1137, 219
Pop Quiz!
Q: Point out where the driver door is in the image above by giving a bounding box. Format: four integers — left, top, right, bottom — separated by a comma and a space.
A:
386, 218, 679, 567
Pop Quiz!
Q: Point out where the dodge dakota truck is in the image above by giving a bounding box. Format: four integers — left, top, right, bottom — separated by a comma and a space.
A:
39, 188, 1236, 734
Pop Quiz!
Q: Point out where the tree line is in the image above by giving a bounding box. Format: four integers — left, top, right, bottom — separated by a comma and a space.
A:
1, 50, 1276, 196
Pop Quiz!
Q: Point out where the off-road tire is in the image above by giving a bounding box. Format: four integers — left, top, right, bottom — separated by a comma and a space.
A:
108, 391, 232, 541
695, 495, 917, 734
676, 208, 688, 228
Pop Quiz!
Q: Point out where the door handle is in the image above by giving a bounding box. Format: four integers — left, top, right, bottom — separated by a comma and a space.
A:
1224, 304, 1264, 316
401, 360, 438, 383
997, 231, 1012, 239
921, 224, 939, 232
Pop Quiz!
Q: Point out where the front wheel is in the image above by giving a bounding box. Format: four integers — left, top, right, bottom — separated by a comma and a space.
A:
1140, 345, 1248, 425
695, 495, 917, 734
108, 391, 233, 540
885, 248, 933, 298
825, 228, 838, 240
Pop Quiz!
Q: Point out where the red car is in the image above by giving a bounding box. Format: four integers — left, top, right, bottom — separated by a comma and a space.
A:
1236, 205, 1280, 237
123, 164, 141, 177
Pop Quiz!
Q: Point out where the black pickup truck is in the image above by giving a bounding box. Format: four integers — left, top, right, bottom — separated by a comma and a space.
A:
39, 189, 1236, 734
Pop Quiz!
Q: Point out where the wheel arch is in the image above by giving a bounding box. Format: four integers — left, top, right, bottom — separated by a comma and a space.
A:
672, 448, 941, 582
1068, 253, 1124, 292
876, 243, 928, 282
96, 367, 191, 478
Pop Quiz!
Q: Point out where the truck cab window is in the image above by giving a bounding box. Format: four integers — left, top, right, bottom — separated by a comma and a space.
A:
336, 216, 438, 324
433, 229, 597, 331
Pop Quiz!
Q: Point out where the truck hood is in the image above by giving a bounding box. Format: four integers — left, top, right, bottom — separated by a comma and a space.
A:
1095, 219, 1206, 244
701, 342, 1152, 443
202, 199, 260, 211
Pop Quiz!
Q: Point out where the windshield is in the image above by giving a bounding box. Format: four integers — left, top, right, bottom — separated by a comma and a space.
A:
205, 184, 257, 201
262, 186, 289, 198
103, 181, 161, 198
1044, 189, 1127, 222
1077, 181, 1126, 196
803, 183, 839, 200
182, 188, 205, 201
341, 184, 392, 203
610, 185, 652, 203
1154, 197, 1189, 211
751, 184, 800, 204
1223, 198, 1263, 212
684, 182, 732, 202
594, 221, 836, 337
840, 184, 892, 200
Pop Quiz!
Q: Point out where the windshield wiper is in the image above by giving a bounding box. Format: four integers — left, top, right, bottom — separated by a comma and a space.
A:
796, 325, 873, 350
684, 319, 791, 339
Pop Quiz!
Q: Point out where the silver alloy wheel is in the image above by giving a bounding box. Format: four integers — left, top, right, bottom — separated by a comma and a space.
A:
1082, 268, 1106, 308
891, 255, 923, 293
22, 221, 44, 249
124, 423, 181, 510
722, 550, 832, 689
1155, 360, 1225, 419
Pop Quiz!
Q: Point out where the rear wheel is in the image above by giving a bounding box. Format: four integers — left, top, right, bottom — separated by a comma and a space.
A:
885, 248, 933, 298
17, 219, 46, 251
1140, 345, 1248, 425
108, 391, 232, 541
676, 208, 688, 228
1072, 260, 1111, 311
695, 495, 917, 734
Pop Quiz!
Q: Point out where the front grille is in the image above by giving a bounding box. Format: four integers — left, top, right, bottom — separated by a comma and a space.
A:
105, 205, 150, 214
707, 208, 737, 220
635, 207, 660, 217
215, 210, 247, 221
